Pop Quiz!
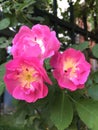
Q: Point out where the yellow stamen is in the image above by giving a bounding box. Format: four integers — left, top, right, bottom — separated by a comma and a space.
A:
64, 58, 77, 78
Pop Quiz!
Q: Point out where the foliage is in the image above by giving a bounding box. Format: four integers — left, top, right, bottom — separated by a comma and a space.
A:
92, 44, 98, 58
76, 99, 98, 130
0, 18, 10, 30
0, 0, 98, 130
50, 92, 73, 130
70, 41, 89, 51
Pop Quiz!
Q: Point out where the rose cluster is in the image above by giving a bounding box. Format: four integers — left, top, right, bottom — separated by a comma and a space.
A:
4, 24, 91, 103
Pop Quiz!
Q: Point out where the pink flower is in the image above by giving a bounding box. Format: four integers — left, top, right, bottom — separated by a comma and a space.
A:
11, 24, 60, 61
50, 48, 91, 91
4, 57, 52, 103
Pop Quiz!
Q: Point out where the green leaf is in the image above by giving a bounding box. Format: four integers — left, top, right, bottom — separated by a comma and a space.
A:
93, 71, 98, 84
71, 41, 89, 51
32, 16, 45, 22
0, 63, 6, 95
76, 99, 98, 130
0, 63, 5, 78
50, 92, 73, 130
0, 115, 26, 130
17, 0, 36, 12
0, 37, 6, 44
0, 37, 12, 48
92, 44, 98, 58
0, 82, 5, 95
44, 58, 51, 70
0, 18, 10, 30
85, 76, 93, 87
78, 41, 89, 51
88, 84, 98, 100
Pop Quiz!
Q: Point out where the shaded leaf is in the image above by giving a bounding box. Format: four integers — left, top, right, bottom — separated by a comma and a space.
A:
76, 99, 98, 130
88, 84, 98, 100
92, 71, 98, 84
92, 44, 98, 58
0, 63, 6, 95
0, 18, 10, 30
0, 37, 12, 48
32, 16, 45, 22
44, 58, 51, 70
50, 92, 73, 130
0, 82, 5, 95
17, 0, 36, 12
0, 37, 6, 44
0, 115, 27, 130
71, 41, 89, 51
0, 48, 7, 64
85, 76, 93, 87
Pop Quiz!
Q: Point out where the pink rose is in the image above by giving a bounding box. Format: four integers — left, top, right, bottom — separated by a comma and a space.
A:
11, 24, 60, 62
4, 57, 52, 103
50, 48, 91, 91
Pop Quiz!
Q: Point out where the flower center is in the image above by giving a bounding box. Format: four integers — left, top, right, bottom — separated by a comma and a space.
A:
18, 66, 38, 88
64, 58, 77, 79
